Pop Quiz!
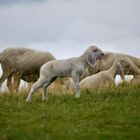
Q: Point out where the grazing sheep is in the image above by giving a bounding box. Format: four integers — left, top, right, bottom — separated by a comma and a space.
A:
26, 45, 104, 102
0, 48, 55, 92
86, 52, 140, 81
80, 59, 132, 90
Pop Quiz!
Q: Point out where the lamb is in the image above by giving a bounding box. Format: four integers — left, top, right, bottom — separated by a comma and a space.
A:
26, 45, 104, 102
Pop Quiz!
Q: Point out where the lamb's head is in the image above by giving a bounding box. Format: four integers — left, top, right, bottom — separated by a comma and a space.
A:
82, 45, 104, 67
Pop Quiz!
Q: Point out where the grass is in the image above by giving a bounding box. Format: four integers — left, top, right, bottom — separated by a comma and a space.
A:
0, 83, 140, 140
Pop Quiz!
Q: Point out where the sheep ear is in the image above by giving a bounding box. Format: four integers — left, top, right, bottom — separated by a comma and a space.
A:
87, 53, 96, 67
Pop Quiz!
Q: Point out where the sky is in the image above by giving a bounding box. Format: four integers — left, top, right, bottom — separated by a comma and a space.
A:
0, 0, 139, 90
0, 0, 140, 59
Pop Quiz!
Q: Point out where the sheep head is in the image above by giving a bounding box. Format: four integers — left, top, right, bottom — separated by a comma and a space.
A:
84, 45, 104, 67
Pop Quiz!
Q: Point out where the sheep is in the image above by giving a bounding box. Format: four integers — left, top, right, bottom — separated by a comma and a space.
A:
81, 57, 140, 90
80, 58, 137, 90
86, 52, 140, 81
0, 48, 55, 92
26, 45, 104, 102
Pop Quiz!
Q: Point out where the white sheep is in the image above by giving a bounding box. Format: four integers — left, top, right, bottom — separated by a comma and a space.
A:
26, 45, 104, 102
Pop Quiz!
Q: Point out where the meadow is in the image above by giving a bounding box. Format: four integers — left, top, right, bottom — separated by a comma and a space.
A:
0, 83, 140, 140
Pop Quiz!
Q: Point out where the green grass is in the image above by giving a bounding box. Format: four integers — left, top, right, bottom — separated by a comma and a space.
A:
0, 84, 140, 140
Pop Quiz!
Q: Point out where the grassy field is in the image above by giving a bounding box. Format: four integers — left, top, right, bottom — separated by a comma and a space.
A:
0, 84, 140, 140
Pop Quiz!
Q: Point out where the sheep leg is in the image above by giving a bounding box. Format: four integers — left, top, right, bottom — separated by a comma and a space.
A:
26, 78, 46, 102
0, 71, 12, 89
42, 77, 57, 101
72, 73, 80, 98
7, 72, 21, 92
118, 64, 125, 81
12, 75, 21, 92
7, 76, 13, 92
42, 86, 48, 101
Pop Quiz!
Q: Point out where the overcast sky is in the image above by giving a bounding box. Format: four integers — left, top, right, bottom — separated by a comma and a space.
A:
0, 0, 140, 59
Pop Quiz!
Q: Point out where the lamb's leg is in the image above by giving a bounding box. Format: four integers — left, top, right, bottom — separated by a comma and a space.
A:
26, 78, 46, 102
42, 86, 48, 101
72, 73, 80, 98
42, 77, 57, 101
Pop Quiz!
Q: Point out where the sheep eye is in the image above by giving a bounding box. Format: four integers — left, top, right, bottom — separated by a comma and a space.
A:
93, 49, 97, 52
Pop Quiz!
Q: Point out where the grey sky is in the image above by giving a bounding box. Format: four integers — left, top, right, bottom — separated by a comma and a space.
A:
0, 0, 46, 5
0, 0, 140, 58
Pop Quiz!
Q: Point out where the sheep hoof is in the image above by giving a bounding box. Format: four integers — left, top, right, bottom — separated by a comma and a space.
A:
42, 98, 49, 101
26, 98, 31, 102
75, 93, 80, 98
